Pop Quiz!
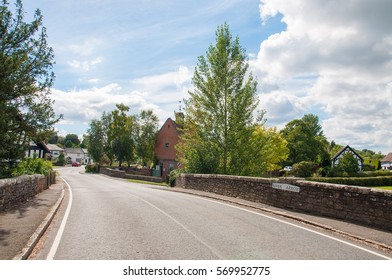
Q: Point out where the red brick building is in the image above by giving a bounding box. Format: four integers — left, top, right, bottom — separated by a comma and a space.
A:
154, 116, 182, 179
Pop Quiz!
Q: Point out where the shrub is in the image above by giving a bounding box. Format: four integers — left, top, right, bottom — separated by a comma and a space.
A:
338, 152, 359, 176
292, 161, 316, 177
168, 169, 181, 187
55, 154, 66, 166
85, 164, 100, 173
308, 176, 392, 187
12, 156, 53, 177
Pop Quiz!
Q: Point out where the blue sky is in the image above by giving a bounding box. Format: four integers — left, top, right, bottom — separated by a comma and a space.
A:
22, 0, 392, 154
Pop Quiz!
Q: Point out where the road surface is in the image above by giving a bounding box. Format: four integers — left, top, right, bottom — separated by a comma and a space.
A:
32, 166, 391, 260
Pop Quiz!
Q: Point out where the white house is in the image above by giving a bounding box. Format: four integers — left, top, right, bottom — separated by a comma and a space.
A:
46, 144, 64, 159
331, 145, 363, 171
64, 147, 91, 164
381, 153, 392, 170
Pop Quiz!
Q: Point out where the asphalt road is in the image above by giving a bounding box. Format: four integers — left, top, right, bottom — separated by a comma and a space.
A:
35, 167, 390, 260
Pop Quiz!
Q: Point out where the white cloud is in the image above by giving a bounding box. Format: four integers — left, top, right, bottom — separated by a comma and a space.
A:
67, 57, 103, 71
253, 0, 392, 153
51, 66, 194, 135
52, 83, 160, 124
66, 38, 104, 57
131, 66, 192, 105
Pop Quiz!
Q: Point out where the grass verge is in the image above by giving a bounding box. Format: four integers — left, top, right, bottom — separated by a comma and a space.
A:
373, 186, 392, 191
127, 179, 168, 187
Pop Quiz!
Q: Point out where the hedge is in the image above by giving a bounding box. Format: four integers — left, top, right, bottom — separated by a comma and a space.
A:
307, 176, 392, 187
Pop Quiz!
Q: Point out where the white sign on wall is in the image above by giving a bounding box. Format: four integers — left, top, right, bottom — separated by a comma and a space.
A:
272, 183, 300, 193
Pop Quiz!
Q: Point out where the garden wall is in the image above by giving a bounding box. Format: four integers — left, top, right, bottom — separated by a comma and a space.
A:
100, 167, 165, 183
0, 174, 54, 211
176, 174, 392, 231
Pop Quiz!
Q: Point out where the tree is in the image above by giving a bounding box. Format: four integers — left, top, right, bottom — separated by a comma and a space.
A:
110, 104, 135, 167
178, 23, 259, 175
135, 110, 159, 167
64, 134, 80, 146
0, 0, 61, 177
281, 114, 328, 165
86, 119, 105, 163
338, 152, 360, 175
101, 111, 114, 166
245, 125, 289, 176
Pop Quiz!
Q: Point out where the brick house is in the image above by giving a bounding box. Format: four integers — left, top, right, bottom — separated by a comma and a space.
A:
154, 114, 183, 179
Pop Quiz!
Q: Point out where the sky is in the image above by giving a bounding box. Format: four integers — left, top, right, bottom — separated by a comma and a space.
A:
21, 0, 392, 154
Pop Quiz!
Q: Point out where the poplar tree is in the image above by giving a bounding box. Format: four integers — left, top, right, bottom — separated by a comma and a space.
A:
178, 23, 259, 175
0, 0, 60, 177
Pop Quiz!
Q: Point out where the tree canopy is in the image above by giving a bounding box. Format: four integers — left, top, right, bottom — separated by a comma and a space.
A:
281, 114, 328, 165
178, 23, 266, 175
86, 105, 159, 167
0, 0, 60, 177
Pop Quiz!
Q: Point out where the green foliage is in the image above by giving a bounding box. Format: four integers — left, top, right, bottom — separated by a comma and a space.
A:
86, 106, 158, 168
110, 104, 135, 167
338, 152, 359, 176
64, 134, 80, 147
64, 140, 73, 148
86, 119, 105, 163
168, 169, 181, 187
291, 161, 317, 177
85, 163, 99, 173
135, 110, 159, 167
0, 0, 61, 176
244, 125, 288, 176
281, 114, 328, 165
12, 155, 53, 177
178, 23, 260, 175
363, 158, 380, 171
55, 153, 66, 166
308, 176, 392, 187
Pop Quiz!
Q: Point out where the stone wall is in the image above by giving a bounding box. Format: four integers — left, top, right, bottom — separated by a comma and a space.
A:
176, 174, 392, 231
100, 167, 165, 183
0, 174, 50, 211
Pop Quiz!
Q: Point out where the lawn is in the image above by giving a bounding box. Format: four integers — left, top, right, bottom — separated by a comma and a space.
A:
127, 179, 168, 187
373, 186, 392, 191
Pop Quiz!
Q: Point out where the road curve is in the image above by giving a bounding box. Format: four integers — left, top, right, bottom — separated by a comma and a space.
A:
47, 167, 389, 260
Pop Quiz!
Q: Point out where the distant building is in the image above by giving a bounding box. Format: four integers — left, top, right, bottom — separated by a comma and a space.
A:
154, 113, 183, 179
27, 141, 50, 159
381, 153, 392, 170
65, 147, 91, 164
46, 144, 64, 159
331, 145, 363, 171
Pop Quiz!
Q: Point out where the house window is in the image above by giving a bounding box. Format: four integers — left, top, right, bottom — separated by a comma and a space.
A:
165, 142, 169, 149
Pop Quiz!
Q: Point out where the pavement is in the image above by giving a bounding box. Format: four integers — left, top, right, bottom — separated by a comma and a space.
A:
0, 175, 391, 260
0, 179, 64, 260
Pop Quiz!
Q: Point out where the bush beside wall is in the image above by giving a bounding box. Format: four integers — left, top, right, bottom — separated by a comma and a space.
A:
308, 176, 392, 187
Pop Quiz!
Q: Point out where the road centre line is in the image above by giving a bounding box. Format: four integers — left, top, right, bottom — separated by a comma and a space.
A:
46, 176, 73, 260
190, 195, 391, 260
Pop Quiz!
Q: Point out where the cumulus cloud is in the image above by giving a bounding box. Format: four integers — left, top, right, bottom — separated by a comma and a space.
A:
52, 84, 161, 126
132, 66, 192, 105
253, 0, 392, 153
67, 57, 103, 71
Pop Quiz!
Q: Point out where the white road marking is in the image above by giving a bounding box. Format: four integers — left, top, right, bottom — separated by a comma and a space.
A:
46, 176, 73, 260
191, 195, 391, 260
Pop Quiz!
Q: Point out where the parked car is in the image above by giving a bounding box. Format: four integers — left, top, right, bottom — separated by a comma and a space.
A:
283, 166, 293, 171
72, 162, 81, 167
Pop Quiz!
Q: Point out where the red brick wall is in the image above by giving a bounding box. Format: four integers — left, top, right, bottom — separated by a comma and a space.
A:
155, 118, 180, 178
